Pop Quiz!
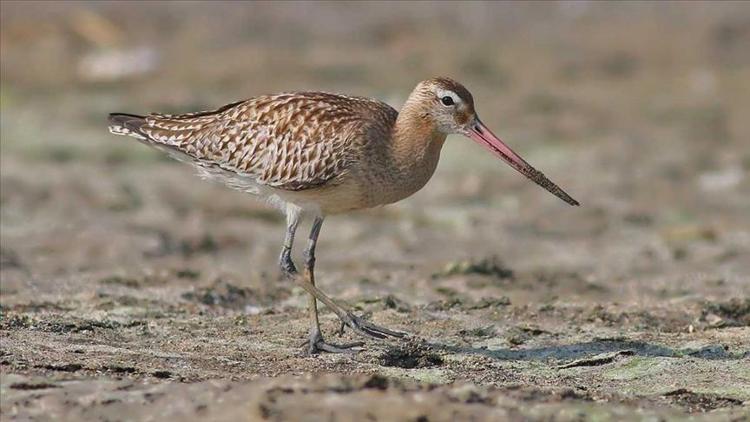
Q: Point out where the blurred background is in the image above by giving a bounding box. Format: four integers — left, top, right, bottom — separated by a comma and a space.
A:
2, 2, 750, 417
3, 1, 750, 300
2, 1, 748, 294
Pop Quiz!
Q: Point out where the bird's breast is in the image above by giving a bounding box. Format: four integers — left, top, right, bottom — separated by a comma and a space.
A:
356, 135, 445, 208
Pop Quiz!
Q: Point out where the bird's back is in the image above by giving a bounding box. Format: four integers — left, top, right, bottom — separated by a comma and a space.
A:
109, 92, 398, 193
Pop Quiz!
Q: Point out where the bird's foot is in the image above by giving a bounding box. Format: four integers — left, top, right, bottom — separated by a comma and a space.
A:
303, 328, 364, 355
337, 311, 406, 340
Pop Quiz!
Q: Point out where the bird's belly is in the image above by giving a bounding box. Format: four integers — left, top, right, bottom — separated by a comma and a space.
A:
278, 168, 435, 215
190, 156, 437, 215
273, 179, 368, 215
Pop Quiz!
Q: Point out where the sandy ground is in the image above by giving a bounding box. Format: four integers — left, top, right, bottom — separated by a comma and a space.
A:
1, 2, 750, 421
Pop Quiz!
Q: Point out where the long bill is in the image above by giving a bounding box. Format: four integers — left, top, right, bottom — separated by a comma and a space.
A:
467, 118, 580, 206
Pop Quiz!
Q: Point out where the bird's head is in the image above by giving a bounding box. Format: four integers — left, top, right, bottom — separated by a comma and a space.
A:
413, 77, 477, 135
410, 77, 580, 206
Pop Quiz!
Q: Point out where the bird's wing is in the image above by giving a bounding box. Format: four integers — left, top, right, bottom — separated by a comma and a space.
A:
132, 92, 396, 191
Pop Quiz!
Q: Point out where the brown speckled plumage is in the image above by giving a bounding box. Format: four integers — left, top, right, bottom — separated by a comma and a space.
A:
121, 93, 394, 190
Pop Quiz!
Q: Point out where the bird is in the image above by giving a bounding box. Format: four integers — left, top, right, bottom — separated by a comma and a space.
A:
108, 77, 579, 354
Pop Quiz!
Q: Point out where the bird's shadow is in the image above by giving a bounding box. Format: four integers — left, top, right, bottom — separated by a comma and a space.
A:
421, 338, 737, 362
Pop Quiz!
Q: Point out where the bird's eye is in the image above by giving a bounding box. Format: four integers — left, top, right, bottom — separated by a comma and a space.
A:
441, 96, 455, 106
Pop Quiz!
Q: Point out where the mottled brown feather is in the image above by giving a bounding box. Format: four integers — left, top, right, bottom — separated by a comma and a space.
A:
137, 92, 397, 191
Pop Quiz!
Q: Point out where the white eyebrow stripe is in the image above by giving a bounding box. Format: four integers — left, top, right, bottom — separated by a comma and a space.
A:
435, 88, 460, 104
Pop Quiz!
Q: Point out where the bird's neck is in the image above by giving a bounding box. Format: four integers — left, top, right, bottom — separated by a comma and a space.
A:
354, 99, 447, 207
392, 100, 447, 167
362, 99, 446, 206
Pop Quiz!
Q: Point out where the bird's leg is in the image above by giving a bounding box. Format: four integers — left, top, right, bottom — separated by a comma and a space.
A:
291, 217, 406, 348
279, 210, 299, 279
294, 275, 405, 341
301, 216, 364, 354
276, 211, 364, 352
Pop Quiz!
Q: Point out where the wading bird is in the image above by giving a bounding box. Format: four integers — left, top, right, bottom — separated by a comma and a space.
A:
108, 77, 579, 354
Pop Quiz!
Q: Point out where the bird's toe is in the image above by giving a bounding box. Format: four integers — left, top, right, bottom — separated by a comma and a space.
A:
340, 312, 407, 340
303, 328, 364, 355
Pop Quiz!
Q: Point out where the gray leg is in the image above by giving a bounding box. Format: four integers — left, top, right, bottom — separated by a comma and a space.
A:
279, 207, 299, 278
291, 268, 408, 343
302, 216, 365, 354
275, 209, 399, 353
303, 216, 323, 338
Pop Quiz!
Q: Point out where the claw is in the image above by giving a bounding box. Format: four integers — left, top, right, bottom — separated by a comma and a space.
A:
339, 311, 406, 340
303, 329, 364, 355
311, 340, 364, 354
